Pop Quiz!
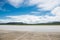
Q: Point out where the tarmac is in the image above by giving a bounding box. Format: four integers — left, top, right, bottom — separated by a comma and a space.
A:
0, 30, 60, 40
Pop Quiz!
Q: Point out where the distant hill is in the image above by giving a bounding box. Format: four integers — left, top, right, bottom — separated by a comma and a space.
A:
0, 22, 26, 25
0, 22, 60, 25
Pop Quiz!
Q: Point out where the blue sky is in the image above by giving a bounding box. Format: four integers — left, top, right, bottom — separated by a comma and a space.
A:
0, 0, 60, 24
0, 3, 37, 18
0, 0, 52, 18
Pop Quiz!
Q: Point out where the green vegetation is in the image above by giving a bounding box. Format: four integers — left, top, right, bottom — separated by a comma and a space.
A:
0, 22, 60, 25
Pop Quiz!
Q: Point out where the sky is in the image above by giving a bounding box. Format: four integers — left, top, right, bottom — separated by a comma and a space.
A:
0, 0, 60, 24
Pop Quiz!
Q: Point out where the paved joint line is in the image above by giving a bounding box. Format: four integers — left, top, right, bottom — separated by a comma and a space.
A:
47, 33, 52, 40
14, 32, 29, 40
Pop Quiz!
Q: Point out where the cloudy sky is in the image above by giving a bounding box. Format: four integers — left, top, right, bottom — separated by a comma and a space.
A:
0, 0, 60, 24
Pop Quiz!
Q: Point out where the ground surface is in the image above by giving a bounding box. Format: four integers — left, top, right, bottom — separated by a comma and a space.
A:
0, 25, 60, 32
0, 30, 60, 40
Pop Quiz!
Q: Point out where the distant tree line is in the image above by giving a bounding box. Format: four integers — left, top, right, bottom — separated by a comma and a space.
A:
0, 22, 60, 25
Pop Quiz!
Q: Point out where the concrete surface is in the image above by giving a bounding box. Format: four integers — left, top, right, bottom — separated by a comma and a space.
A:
0, 25, 60, 32
0, 30, 60, 40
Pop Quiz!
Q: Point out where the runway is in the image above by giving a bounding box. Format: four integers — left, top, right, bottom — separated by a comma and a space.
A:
0, 25, 60, 32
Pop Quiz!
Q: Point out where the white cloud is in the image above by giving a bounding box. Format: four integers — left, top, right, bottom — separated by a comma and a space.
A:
0, 19, 11, 23
51, 7, 60, 16
0, 0, 59, 24
7, 0, 60, 10
7, 15, 41, 24
7, 0, 24, 8
0, 14, 59, 24
0, 0, 60, 24
28, 0, 60, 10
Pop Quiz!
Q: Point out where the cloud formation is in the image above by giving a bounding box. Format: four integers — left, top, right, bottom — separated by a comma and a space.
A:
51, 7, 60, 16
0, 0, 60, 24
0, 19, 11, 23
28, 0, 60, 10
0, 14, 60, 24
8, 0, 24, 8
7, 0, 60, 10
